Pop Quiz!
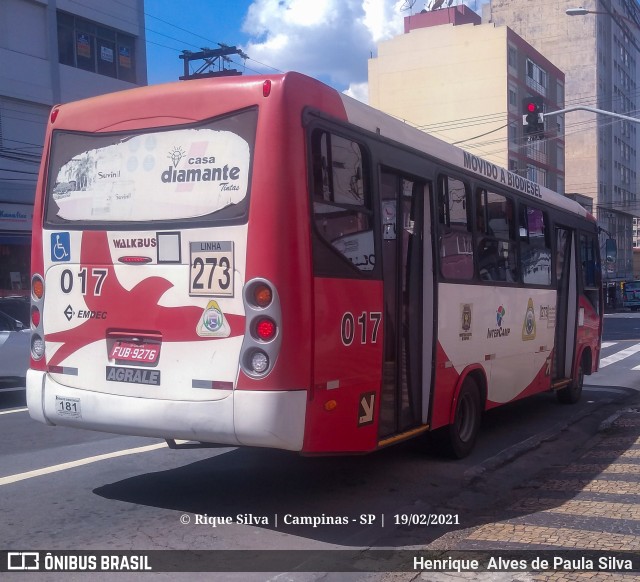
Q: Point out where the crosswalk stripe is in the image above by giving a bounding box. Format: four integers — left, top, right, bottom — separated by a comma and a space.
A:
600, 341, 617, 349
599, 342, 640, 368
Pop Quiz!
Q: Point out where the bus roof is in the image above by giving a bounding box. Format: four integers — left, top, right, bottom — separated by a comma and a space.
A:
50, 71, 590, 221
334, 89, 590, 220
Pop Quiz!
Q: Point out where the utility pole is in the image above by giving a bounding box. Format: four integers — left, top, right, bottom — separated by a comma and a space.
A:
179, 44, 248, 80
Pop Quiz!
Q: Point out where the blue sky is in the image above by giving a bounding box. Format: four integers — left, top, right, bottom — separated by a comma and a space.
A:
144, 1, 485, 102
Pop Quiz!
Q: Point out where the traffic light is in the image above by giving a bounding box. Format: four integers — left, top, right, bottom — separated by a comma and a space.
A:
522, 96, 544, 137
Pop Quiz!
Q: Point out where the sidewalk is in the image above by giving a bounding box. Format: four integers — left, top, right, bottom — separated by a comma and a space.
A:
408, 397, 640, 581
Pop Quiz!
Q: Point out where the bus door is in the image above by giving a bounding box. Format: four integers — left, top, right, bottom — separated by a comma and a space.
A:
377, 171, 433, 439
553, 226, 578, 380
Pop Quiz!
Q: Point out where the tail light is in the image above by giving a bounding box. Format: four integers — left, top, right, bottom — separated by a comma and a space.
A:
31, 274, 46, 367
240, 278, 282, 378
254, 318, 277, 341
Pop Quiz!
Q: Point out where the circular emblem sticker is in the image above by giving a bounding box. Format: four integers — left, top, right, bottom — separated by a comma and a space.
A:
203, 305, 223, 332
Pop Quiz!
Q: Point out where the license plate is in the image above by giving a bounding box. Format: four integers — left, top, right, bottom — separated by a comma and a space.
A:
110, 341, 160, 364
189, 241, 234, 296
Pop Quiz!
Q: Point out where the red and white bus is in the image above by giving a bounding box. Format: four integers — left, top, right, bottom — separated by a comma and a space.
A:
27, 72, 603, 458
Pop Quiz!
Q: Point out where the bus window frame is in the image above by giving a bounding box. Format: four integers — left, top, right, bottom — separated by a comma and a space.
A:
474, 187, 519, 284
436, 173, 474, 282
518, 200, 553, 288
307, 122, 379, 279
43, 106, 259, 232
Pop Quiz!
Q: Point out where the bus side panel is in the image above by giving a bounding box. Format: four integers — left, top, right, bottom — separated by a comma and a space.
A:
576, 294, 601, 374
430, 342, 464, 430
236, 74, 348, 394
304, 277, 383, 453
430, 283, 556, 428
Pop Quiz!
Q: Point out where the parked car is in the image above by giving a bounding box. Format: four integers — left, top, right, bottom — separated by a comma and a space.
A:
0, 296, 30, 326
0, 309, 30, 379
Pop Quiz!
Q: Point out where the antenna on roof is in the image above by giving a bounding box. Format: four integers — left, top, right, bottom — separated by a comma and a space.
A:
400, 0, 418, 12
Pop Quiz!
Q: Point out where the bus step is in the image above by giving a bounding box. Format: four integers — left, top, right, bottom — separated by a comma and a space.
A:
378, 425, 430, 449
551, 378, 572, 390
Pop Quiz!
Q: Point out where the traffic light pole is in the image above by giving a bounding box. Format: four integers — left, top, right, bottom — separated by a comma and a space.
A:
544, 105, 640, 124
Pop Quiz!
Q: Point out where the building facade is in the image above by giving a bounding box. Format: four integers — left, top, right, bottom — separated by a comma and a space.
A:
368, 5, 565, 193
484, 0, 640, 287
0, 0, 147, 296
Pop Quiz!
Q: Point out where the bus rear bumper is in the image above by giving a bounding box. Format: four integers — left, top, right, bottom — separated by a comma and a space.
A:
26, 369, 307, 451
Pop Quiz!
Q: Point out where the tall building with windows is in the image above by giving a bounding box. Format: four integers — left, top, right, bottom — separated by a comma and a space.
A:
368, 5, 565, 193
0, 0, 147, 296
484, 0, 639, 285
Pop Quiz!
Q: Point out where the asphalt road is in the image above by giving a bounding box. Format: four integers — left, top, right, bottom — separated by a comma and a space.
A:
0, 312, 639, 581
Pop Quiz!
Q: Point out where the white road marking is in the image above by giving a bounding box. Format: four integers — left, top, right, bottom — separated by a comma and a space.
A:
600, 342, 616, 349
598, 342, 640, 368
0, 407, 28, 415
0, 441, 172, 486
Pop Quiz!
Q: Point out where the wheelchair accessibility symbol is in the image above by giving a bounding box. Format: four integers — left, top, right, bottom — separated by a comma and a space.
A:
51, 232, 70, 262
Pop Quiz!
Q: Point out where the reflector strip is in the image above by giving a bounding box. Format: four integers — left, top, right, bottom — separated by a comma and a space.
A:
192, 380, 233, 390
47, 366, 78, 375
326, 380, 340, 390
118, 256, 152, 264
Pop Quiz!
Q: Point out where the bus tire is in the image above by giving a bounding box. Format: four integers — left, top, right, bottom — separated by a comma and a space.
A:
446, 377, 482, 459
557, 355, 584, 404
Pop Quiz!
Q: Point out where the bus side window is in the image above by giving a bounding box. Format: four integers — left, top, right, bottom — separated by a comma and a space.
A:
475, 188, 517, 283
580, 233, 600, 311
310, 130, 375, 274
519, 205, 552, 286
437, 175, 473, 280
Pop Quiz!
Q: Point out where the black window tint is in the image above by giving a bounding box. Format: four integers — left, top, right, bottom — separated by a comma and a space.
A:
475, 189, 517, 282
311, 130, 374, 274
520, 205, 552, 285
56, 11, 136, 83
580, 234, 599, 289
437, 175, 473, 280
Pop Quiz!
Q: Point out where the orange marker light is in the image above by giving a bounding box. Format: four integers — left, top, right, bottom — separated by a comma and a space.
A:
324, 400, 337, 412
253, 284, 272, 308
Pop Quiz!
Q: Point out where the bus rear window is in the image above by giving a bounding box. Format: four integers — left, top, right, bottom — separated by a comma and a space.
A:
45, 108, 257, 225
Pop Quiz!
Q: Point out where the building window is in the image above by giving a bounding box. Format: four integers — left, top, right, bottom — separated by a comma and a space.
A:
526, 59, 547, 96
509, 123, 518, 144
57, 11, 136, 83
557, 81, 564, 106
508, 45, 517, 69
508, 86, 517, 111
527, 164, 547, 187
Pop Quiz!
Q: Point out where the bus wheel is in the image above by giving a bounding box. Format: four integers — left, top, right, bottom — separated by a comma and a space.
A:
557, 356, 584, 404
447, 377, 482, 459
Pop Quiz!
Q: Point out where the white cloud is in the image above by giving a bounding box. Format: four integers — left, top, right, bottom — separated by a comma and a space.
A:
241, 0, 405, 90
344, 81, 369, 103
241, 1, 484, 98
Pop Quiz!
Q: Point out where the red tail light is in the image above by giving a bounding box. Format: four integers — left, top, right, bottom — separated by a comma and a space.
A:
31, 306, 41, 328
255, 318, 276, 341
